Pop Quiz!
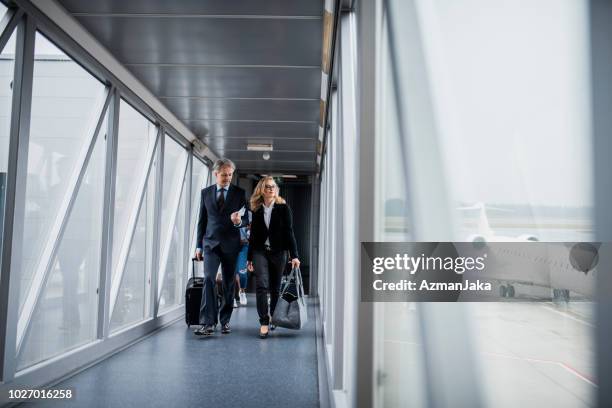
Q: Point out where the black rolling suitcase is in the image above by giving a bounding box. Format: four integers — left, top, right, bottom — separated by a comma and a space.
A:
185, 258, 203, 327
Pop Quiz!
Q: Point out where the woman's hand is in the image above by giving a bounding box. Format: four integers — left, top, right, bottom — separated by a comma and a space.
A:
247, 261, 254, 272
291, 258, 300, 269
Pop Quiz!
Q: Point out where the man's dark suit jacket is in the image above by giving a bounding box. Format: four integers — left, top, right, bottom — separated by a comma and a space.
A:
247, 203, 299, 261
196, 184, 248, 254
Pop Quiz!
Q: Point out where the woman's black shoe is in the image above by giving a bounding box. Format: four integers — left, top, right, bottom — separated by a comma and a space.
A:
259, 325, 269, 339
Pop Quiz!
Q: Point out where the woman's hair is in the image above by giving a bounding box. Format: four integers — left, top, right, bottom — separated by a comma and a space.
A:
250, 176, 286, 211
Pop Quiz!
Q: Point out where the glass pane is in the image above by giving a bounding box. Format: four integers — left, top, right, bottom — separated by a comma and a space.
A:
0, 30, 16, 274
158, 136, 187, 312
18, 115, 106, 370
110, 101, 157, 333
19, 32, 105, 319
159, 171, 187, 312
111, 100, 157, 278
188, 159, 208, 278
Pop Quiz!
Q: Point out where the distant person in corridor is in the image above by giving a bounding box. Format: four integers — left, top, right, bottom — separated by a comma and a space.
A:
194, 158, 248, 336
247, 176, 300, 338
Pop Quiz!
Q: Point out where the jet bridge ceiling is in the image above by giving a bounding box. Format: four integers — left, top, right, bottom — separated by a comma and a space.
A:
55, 0, 324, 174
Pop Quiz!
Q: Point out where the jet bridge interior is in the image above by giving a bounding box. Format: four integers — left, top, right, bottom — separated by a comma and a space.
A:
0, 0, 611, 407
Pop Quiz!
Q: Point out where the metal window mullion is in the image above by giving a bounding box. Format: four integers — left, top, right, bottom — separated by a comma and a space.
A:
150, 128, 164, 318
157, 154, 189, 303
16, 86, 112, 354
97, 87, 119, 339
591, 1, 612, 406
0, 14, 35, 383
333, 82, 346, 390
0, 9, 23, 52
355, 0, 377, 405
108, 129, 160, 320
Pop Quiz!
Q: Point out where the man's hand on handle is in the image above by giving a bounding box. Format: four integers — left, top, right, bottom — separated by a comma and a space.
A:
195, 249, 203, 261
247, 261, 254, 272
291, 258, 300, 269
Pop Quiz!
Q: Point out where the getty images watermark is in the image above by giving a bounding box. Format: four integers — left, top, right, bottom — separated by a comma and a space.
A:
360, 242, 603, 302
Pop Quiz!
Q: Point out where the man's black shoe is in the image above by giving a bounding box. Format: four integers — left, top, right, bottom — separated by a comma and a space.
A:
221, 323, 231, 334
194, 325, 214, 336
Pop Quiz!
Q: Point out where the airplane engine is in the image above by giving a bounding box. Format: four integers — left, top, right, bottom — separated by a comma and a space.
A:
468, 234, 487, 243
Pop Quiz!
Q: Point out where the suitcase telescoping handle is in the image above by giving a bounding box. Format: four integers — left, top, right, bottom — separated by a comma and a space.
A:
191, 257, 202, 280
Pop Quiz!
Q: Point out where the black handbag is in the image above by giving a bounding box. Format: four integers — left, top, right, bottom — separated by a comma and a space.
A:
271, 267, 307, 329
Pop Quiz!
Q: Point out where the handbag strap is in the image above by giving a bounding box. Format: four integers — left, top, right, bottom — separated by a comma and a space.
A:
279, 267, 297, 296
293, 266, 305, 300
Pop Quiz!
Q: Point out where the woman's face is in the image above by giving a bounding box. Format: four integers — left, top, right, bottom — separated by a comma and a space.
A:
262, 180, 277, 200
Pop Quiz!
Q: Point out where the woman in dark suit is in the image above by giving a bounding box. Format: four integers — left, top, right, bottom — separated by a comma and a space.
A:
246, 176, 300, 338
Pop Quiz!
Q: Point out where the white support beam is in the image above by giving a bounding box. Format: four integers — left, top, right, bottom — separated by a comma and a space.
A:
97, 87, 120, 340
182, 152, 193, 300
16, 87, 112, 354
150, 127, 164, 319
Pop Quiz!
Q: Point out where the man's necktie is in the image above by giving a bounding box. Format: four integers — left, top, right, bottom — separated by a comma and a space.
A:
217, 188, 225, 208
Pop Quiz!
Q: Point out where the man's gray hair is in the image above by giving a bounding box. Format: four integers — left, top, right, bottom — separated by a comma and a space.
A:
213, 158, 236, 172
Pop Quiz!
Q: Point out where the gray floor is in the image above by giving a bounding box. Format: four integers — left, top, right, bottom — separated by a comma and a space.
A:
21, 295, 319, 408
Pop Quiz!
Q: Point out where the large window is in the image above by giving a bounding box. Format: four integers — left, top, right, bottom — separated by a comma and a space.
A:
417, 1, 595, 406
371, 0, 595, 407
16, 32, 106, 369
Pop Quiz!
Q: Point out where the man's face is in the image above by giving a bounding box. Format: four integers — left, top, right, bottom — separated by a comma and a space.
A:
215, 165, 234, 187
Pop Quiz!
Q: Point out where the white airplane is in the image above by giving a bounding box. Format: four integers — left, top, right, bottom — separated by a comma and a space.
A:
459, 202, 539, 243
457, 203, 594, 300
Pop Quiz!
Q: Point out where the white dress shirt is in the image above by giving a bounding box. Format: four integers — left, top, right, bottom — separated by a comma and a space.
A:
263, 201, 274, 246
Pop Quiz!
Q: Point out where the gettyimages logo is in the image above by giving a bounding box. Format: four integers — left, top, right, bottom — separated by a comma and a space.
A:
371, 253, 487, 275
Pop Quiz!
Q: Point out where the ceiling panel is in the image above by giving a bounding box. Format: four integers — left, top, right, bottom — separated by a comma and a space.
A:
55, 0, 324, 175
163, 98, 319, 122
128, 65, 321, 99
187, 120, 318, 139
60, 0, 323, 16
202, 137, 317, 152
73, 16, 322, 66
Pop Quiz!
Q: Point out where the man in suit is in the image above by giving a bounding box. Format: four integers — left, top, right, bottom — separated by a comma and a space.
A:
194, 158, 247, 336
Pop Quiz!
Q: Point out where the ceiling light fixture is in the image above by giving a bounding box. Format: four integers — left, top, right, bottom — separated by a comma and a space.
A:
247, 143, 273, 151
